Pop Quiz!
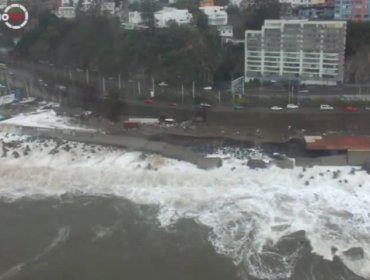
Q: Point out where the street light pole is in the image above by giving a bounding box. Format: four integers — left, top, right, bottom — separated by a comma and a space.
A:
86, 69, 89, 85
137, 81, 141, 96
152, 77, 155, 97
102, 76, 106, 96
192, 80, 195, 99
181, 84, 184, 104
69, 69, 73, 83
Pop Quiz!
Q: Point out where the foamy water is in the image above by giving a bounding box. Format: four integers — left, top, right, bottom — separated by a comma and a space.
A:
0, 132, 369, 279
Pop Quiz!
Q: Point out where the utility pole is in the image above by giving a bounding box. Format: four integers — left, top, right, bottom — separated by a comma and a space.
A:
181, 84, 184, 104
5, 72, 10, 95
24, 82, 29, 98
29, 76, 33, 97
192, 80, 195, 99
102, 76, 106, 96
86, 69, 89, 85
218, 90, 221, 104
138, 81, 141, 96
69, 69, 73, 82
118, 73, 121, 90
152, 77, 155, 97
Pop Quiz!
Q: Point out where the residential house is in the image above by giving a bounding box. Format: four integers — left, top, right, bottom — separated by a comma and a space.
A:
154, 7, 192, 28
199, 6, 228, 26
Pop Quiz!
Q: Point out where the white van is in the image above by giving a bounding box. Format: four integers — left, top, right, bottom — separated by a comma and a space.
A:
320, 104, 334, 110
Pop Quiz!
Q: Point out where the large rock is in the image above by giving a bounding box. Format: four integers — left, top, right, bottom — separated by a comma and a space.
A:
273, 158, 295, 169
362, 162, 370, 174
247, 159, 268, 169
343, 247, 364, 261
197, 157, 222, 170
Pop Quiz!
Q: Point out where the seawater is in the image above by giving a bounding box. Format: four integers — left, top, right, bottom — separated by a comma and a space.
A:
0, 133, 369, 280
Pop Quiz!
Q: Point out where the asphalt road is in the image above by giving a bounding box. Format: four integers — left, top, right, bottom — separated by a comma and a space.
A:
126, 99, 370, 114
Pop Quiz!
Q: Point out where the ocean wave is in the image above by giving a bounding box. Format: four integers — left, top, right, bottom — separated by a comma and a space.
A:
0, 133, 369, 279
0, 226, 70, 280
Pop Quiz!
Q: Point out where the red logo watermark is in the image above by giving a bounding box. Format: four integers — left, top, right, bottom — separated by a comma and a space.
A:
1, 4, 28, 29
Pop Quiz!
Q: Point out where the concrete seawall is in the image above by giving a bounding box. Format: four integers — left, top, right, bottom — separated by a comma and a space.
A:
0, 124, 222, 170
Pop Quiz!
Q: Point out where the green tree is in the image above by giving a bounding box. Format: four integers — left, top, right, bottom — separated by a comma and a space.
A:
194, 10, 208, 29
230, 0, 281, 38
215, 0, 229, 6
346, 21, 370, 57
244, 0, 281, 29
171, 0, 200, 12
106, 89, 125, 121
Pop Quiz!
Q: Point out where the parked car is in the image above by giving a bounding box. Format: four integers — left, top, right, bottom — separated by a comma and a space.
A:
233, 105, 244, 110
320, 104, 334, 110
342, 106, 357, 112
365, 106, 370, 111
271, 106, 283, 110
199, 102, 211, 108
169, 102, 178, 107
143, 99, 154, 105
286, 104, 299, 109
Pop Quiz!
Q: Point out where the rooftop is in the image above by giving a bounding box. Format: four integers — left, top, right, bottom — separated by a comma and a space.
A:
305, 135, 370, 151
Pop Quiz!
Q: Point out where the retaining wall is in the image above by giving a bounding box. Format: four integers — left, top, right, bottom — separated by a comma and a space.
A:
0, 124, 222, 170
296, 154, 348, 166
347, 150, 370, 166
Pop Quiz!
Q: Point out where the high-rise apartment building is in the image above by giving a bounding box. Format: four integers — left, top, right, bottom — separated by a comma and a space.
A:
245, 20, 347, 85
334, 0, 370, 21
279, 0, 326, 6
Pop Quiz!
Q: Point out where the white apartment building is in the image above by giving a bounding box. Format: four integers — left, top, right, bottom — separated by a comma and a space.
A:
101, 1, 115, 16
154, 7, 192, 28
128, 11, 143, 25
217, 25, 233, 39
279, 0, 326, 6
128, 8, 192, 28
59, 0, 78, 6
199, 6, 228, 26
245, 19, 347, 85
56, 6, 77, 18
56, 0, 114, 18
0, 0, 7, 9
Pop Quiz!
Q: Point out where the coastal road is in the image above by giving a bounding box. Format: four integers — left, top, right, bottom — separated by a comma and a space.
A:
8, 61, 370, 116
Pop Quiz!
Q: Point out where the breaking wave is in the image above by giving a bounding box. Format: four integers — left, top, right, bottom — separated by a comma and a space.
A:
0, 133, 369, 279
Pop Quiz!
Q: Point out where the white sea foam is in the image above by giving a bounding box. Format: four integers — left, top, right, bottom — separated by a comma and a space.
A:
0, 133, 369, 279
0, 110, 96, 132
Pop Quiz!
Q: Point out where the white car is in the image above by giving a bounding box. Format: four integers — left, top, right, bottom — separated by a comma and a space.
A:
200, 102, 211, 108
271, 106, 283, 110
286, 104, 299, 109
320, 104, 334, 110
